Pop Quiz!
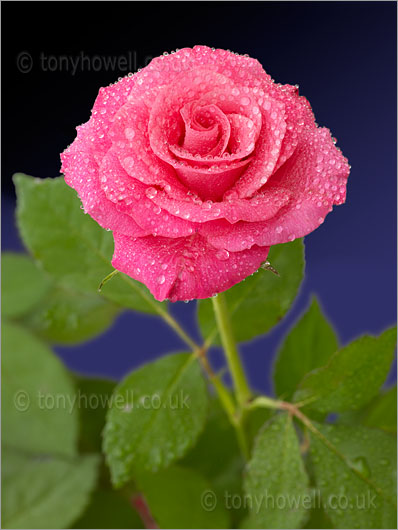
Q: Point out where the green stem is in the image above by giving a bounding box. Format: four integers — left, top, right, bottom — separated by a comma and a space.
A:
110, 268, 246, 456
159, 310, 199, 353
211, 293, 251, 407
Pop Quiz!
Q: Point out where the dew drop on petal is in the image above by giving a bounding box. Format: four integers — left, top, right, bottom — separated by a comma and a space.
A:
145, 187, 157, 199
216, 249, 230, 261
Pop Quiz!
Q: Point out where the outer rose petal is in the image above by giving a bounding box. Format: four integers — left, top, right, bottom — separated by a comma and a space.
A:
112, 233, 269, 302
265, 83, 315, 173
61, 146, 150, 238
124, 46, 272, 108
201, 127, 350, 251
109, 100, 184, 192
151, 185, 291, 223
99, 151, 198, 238
87, 75, 137, 163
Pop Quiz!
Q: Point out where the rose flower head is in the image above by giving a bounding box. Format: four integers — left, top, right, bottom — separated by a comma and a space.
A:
61, 46, 349, 302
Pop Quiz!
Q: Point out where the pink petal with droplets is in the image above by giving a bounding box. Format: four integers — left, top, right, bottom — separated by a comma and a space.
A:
151, 184, 290, 224
61, 148, 150, 237
202, 127, 350, 251
112, 232, 269, 302
98, 151, 198, 237
109, 100, 184, 192
127, 46, 272, 108
229, 95, 287, 198
178, 101, 231, 156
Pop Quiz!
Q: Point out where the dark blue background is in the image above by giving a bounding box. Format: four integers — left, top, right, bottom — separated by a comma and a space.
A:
2, 2, 396, 393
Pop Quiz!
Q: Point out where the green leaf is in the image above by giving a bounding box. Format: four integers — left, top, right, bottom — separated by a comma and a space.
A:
244, 413, 310, 529
245, 404, 273, 453
74, 376, 116, 453
103, 352, 208, 486
198, 240, 305, 344
2, 252, 51, 318
72, 489, 143, 529
2, 321, 78, 456
309, 422, 397, 529
303, 504, 334, 529
20, 283, 120, 344
362, 386, 397, 433
294, 327, 397, 413
338, 386, 397, 435
2, 321, 100, 528
182, 396, 242, 487
2, 449, 99, 529
274, 297, 338, 400
14, 173, 164, 314
137, 466, 229, 529
182, 396, 244, 526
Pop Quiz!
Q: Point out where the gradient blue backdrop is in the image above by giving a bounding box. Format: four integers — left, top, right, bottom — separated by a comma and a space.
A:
2, 2, 397, 393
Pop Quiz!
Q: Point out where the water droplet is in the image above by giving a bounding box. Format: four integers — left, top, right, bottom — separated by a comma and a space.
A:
157, 275, 165, 285
216, 249, 230, 261
350, 457, 371, 478
145, 187, 157, 199
125, 128, 136, 140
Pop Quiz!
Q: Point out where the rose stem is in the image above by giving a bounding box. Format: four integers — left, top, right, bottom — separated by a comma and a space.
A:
211, 292, 252, 458
211, 292, 251, 407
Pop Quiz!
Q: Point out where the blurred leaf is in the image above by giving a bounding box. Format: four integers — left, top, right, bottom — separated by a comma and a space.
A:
182, 396, 244, 526
362, 386, 397, 433
74, 376, 116, 453
3, 249, 120, 345
2, 321, 100, 528
137, 466, 229, 529
103, 353, 208, 486
2, 252, 51, 318
2, 449, 99, 529
274, 297, 338, 400
245, 404, 273, 451
303, 503, 334, 529
20, 283, 120, 344
72, 489, 143, 529
14, 173, 164, 314
309, 422, 397, 528
2, 321, 78, 456
294, 327, 397, 413
198, 240, 305, 344
338, 386, 397, 435
244, 413, 310, 529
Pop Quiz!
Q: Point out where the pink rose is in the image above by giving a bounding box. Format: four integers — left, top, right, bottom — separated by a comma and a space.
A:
61, 46, 349, 302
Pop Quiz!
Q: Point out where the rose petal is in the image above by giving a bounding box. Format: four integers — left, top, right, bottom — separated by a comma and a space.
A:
150, 183, 290, 224
230, 95, 287, 198
172, 157, 251, 201
261, 83, 315, 173
112, 232, 269, 301
127, 46, 272, 108
178, 102, 231, 156
202, 127, 350, 251
88, 76, 137, 162
98, 151, 198, 238
109, 100, 185, 192
61, 147, 150, 237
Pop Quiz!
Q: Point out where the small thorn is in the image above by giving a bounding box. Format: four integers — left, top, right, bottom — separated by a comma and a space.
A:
260, 260, 280, 276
